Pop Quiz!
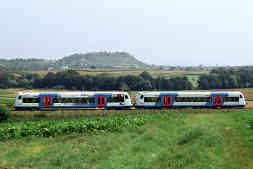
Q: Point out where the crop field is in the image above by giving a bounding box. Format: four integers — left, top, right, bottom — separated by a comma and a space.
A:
0, 89, 17, 106
25, 69, 208, 78
1, 109, 253, 169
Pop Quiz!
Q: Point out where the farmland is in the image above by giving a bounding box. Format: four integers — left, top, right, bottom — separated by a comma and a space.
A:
25, 69, 208, 78
1, 109, 253, 168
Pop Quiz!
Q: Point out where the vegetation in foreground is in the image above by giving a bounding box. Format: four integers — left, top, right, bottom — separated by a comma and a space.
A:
0, 113, 148, 139
0, 109, 253, 169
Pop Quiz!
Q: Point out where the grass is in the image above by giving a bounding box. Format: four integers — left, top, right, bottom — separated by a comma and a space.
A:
186, 75, 200, 89
0, 89, 17, 95
26, 69, 208, 78
0, 95, 16, 98
1, 109, 253, 168
0, 99, 14, 104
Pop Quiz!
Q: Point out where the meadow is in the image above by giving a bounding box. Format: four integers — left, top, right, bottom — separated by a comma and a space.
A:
1, 109, 253, 169
25, 69, 208, 78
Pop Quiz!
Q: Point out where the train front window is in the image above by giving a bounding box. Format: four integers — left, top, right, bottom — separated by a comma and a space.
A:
125, 95, 129, 99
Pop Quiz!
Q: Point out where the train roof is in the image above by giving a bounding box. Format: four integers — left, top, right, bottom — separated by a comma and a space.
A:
18, 91, 129, 96
137, 91, 243, 95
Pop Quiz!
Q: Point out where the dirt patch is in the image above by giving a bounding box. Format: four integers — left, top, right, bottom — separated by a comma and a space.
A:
246, 101, 253, 109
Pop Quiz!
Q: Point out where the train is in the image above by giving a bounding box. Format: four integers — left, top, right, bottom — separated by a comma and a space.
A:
13, 91, 246, 110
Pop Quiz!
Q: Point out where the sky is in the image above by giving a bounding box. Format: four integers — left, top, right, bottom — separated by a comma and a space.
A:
1, 0, 253, 66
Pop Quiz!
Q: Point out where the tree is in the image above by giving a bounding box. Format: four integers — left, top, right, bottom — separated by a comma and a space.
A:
140, 71, 153, 81
120, 82, 130, 91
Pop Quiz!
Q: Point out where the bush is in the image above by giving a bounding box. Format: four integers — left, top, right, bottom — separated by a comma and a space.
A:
0, 105, 10, 122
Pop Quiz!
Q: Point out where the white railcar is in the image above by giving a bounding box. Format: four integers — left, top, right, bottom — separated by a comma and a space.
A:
14, 91, 132, 109
135, 91, 246, 108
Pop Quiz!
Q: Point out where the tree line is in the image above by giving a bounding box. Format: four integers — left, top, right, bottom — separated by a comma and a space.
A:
1, 68, 253, 91
198, 68, 253, 89
0, 70, 192, 91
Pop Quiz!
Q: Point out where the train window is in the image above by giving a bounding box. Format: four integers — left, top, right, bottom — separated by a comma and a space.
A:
140, 95, 144, 99
88, 98, 95, 103
203, 97, 211, 102
175, 97, 182, 102
125, 95, 129, 99
174, 97, 210, 102
144, 97, 160, 102
240, 95, 243, 98
102, 97, 105, 104
18, 96, 22, 100
107, 97, 112, 103
71, 98, 76, 103
76, 98, 82, 103
72, 98, 78, 103
54, 98, 59, 103
23, 98, 40, 103
54, 98, 71, 103
81, 98, 88, 104
66, 98, 72, 103
107, 96, 124, 103
224, 97, 239, 102
53, 97, 95, 104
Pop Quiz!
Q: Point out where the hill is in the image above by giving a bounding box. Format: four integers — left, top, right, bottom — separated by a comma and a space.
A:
0, 52, 148, 71
57, 52, 148, 69
0, 58, 55, 71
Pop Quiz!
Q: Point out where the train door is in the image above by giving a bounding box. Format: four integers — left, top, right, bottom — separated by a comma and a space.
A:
97, 96, 105, 108
213, 95, 222, 107
42, 96, 51, 108
163, 95, 171, 107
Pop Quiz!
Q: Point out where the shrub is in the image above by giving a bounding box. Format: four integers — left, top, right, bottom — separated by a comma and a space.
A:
0, 105, 10, 122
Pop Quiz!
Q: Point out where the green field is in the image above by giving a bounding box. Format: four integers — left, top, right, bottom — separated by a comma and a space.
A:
186, 75, 200, 88
0, 89, 17, 95
0, 99, 14, 104
1, 109, 253, 169
26, 69, 208, 78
